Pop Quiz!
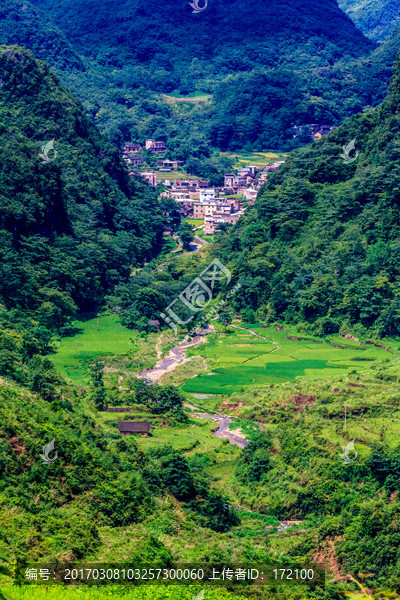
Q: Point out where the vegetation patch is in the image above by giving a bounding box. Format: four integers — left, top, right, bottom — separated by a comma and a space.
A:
182, 326, 392, 394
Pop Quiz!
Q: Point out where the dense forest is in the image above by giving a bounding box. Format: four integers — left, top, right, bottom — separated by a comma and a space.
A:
339, 0, 400, 42
0, 0, 395, 152
210, 50, 400, 337
0, 44, 164, 390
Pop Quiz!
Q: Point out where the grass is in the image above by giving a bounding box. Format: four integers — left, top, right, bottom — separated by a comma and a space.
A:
134, 418, 240, 458
161, 91, 212, 103
1, 586, 249, 600
182, 325, 393, 394
157, 171, 193, 181
183, 218, 204, 228
222, 150, 290, 170
48, 317, 179, 386
49, 315, 138, 385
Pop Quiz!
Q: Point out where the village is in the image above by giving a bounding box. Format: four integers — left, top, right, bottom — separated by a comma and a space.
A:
121, 125, 333, 235
121, 139, 285, 234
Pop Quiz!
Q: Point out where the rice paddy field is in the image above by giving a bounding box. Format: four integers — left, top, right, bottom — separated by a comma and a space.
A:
182, 325, 394, 394
48, 315, 178, 386
48, 315, 138, 384
223, 150, 290, 169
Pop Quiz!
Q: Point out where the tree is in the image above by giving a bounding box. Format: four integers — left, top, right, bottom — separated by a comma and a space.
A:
89, 362, 107, 411
189, 492, 240, 532
218, 311, 232, 332
162, 454, 196, 501
178, 221, 194, 250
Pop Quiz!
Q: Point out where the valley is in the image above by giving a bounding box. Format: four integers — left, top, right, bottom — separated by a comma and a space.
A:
2, 1, 400, 599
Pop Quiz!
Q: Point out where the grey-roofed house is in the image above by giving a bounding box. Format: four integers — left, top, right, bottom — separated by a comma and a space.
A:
118, 421, 151, 436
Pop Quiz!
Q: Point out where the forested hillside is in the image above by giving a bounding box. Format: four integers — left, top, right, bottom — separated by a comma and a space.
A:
0, 0, 390, 151
339, 0, 400, 42
0, 44, 244, 565
0, 44, 163, 391
214, 49, 400, 337
0, 0, 84, 70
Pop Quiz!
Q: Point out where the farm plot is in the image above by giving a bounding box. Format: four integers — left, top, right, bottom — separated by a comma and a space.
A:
182, 326, 392, 394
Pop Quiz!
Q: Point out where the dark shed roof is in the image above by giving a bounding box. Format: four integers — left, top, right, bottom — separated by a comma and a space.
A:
118, 421, 150, 433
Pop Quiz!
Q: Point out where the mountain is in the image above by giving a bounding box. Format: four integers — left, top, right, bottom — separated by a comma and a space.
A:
214, 49, 400, 337
0, 0, 84, 70
24, 0, 393, 151
31, 0, 372, 72
0, 0, 396, 153
338, 0, 400, 42
0, 44, 165, 390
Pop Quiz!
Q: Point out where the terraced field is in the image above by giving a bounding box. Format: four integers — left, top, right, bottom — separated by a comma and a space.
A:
182, 325, 393, 394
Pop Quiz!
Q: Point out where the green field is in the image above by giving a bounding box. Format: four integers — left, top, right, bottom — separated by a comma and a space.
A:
222, 150, 290, 170
183, 218, 204, 228
161, 90, 212, 103
135, 418, 240, 457
49, 314, 139, 384
157, 170, 193, 181
182, 325, 393, 394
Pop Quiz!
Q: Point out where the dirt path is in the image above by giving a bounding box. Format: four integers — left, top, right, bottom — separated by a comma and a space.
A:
232, 324, 280, 352
155, 336, 163, 359
139, 325, 214, 383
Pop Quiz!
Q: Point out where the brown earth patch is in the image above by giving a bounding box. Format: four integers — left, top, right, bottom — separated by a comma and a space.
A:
288, 394, 316, 409
340, 334, 359, 342
222, 400, 246, 409
313, 538, 343, 578
9, 436, 25, 455
346, 382, 366, 388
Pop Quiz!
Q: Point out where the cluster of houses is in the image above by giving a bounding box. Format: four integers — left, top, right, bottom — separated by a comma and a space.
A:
121, 141, 288, 234
123, 140, 167, 155
122, 140, 169, 172
292, 123, 335, 141
161, 161, 287, 233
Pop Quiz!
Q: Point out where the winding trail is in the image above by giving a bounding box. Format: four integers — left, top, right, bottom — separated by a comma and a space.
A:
139, 323, 279, 448
232, 324, 280, 352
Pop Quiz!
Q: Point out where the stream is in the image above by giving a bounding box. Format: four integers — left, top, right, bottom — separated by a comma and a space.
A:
193, 413, 249, 448
139, 325, 213, 383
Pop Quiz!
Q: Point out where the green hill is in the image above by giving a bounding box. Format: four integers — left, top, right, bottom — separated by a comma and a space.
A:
214, 48, 400, 337
0, 44, 163, 312
0, 0, 84, 70
0, 44, 164, 394
31, 0, 372, 69
19, 0, 389, 151
339, 0, 400, 42
0, 0, 397, 153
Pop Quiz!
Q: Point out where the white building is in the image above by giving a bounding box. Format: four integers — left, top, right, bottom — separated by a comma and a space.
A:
200, 188, 217, 202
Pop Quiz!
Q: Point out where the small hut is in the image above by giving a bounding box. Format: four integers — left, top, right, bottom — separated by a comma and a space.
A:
118, 421, 151, 436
